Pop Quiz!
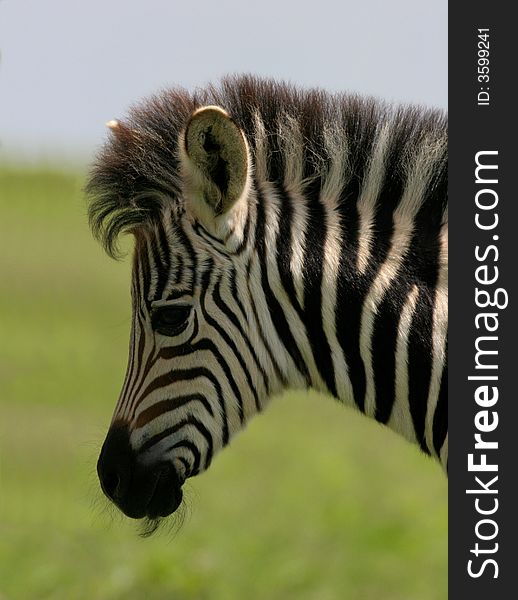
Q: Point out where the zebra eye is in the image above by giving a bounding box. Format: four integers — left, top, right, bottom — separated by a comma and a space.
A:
151, 305, 191, 337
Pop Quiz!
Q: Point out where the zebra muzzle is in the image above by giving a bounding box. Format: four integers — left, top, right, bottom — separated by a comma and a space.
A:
97, 424, 183, 519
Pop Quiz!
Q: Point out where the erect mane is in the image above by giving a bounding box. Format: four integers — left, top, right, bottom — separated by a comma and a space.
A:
86, 74, 447, 258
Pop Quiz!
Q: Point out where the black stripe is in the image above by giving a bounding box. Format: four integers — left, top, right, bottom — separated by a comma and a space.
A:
176, 456, 191, 476
134, 367, 229, 445
199, 268, 251, 418
332, 116, 378, 412
174, 253, 184, 285
302, 180, 337, 396
407, 288, 434, 455
141, 417, 213, 456
433, 345, 448, 457
229, 264, 248, 325
138, 237, 153, 304
163, 336, 247, 423
175, 225, 197, 294
156, 219, 172, 295
135, 393, 215, 428
372, 282, 411, 424
120, 263, 139, 407
186, 310, 199, 344
403, 155, 446, 453
126, 311, 155, 419
246, 256, 287, 386
234, 206, 251, 255
193, 222, 228, 249
335, 176, 366, 412
212, 277, 267, 405
164, 288, 194, 300
274, 183, 303, 319
142, 419, 214, 473
169, 440, 202, 477
148, 235, 167, 301
255, 187, 310, 382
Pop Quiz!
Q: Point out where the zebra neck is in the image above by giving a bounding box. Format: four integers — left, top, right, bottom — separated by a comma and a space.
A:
251, 144, 447, 459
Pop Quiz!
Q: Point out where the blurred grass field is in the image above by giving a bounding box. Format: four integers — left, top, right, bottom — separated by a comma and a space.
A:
0, 166, 447, 600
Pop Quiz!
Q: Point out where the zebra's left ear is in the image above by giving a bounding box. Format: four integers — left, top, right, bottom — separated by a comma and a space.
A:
181, 106, 249, 218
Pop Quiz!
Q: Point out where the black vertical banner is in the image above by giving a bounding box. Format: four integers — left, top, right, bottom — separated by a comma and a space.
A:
450, 2, 518, 598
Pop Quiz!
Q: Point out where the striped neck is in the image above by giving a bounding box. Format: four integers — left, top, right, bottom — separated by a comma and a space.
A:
244, 113, 447, 461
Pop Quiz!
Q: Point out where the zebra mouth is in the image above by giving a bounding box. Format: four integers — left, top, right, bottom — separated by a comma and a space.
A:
102, 459, 184, 520
97, 424, 184, 519
143, 464, 184, 519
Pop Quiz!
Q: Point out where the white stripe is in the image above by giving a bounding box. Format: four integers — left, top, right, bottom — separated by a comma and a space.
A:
256, 181, 320, 388
440, 433, 448, 470
388, 284, 420, 443
278, 114, 309, 309
320, 149, 355, 404
252, 112, 268, 183
425, 224, 448, 457
356, 122, 391, 274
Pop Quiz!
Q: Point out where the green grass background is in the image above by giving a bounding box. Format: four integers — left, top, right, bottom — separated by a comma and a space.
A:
0, 167, 447, 599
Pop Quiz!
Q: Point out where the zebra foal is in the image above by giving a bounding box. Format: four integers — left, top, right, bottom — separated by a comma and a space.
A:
87, 75, 448, 522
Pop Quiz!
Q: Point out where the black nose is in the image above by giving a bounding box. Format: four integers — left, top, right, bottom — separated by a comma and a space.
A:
97, 424, 183, 519
97, 425, 134, 504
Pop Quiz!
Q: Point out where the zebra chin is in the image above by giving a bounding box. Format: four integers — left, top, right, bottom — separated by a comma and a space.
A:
97, 423, 185, 519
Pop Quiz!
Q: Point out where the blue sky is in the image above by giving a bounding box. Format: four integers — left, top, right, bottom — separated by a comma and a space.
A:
0, 0, 447, 162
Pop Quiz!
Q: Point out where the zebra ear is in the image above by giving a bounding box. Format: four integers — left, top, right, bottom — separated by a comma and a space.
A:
182, 106, 249, 217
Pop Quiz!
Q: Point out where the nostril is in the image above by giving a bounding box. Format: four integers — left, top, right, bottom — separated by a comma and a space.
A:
97, 424, 134, 505
102, 471, 121, 500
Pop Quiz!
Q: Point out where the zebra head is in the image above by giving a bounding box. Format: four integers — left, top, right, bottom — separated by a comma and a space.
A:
88, 77, 448, 521
90, 103, 281, 520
